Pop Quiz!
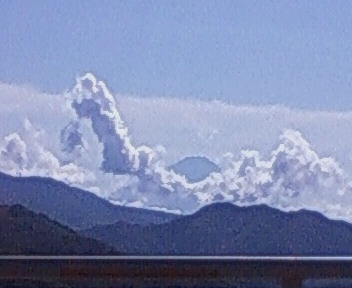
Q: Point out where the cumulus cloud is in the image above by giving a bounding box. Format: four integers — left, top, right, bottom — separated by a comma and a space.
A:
2, 74, 352, 222
63, 74, 352, 221
67, 73, 156, 174
0, 133, 28, 171
66, 74, 199, 211
202, 129, 352, 221
0, 119, 95, 186
269, 130, 351, 206
60, 121, 83, 154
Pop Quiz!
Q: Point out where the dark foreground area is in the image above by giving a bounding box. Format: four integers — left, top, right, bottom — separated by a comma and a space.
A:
2, 257, 352, 288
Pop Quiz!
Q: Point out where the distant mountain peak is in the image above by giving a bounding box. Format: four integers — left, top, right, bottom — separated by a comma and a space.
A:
169, 156, 220, 183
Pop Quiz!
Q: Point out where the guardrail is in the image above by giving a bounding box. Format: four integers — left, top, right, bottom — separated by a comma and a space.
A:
1, 256, 352, 287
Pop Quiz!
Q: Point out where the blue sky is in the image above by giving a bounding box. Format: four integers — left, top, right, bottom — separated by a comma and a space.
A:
1, 1, 352, 109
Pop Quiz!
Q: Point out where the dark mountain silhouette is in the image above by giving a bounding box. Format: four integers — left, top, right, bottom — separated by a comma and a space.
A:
169, 156, 220, 183
0, 172, 179, 229
82, 202, 352, 255
0, 204, 115, 255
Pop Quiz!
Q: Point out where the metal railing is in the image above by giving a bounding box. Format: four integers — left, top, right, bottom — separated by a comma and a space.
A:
1, 256, 352, 287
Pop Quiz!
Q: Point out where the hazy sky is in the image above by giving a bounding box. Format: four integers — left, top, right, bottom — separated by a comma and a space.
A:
1, 1, 352, 110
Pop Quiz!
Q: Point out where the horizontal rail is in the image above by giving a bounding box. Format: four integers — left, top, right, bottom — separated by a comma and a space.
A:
1, 257, 352, 287
2, 255, 352, 260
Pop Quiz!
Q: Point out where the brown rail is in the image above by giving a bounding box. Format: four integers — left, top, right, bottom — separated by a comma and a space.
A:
1, 257, 352, 287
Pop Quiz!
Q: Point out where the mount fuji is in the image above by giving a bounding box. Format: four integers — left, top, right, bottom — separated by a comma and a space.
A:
169, 156, 221, 183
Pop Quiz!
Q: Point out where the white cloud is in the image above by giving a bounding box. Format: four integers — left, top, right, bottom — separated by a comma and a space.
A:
2, 75, 352, 221
67, 73, 155, 174
0, 133, 28, 171
0, 119, 96, 186
60, 120, 83, 155
117, 97, 352, 172
212, 129, 352, 221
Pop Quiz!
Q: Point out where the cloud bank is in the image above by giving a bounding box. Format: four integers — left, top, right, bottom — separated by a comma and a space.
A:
1, 74, 352, 222
0, 119, 95, 185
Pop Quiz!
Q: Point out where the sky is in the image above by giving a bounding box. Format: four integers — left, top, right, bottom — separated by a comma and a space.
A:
1, 1, 352, 110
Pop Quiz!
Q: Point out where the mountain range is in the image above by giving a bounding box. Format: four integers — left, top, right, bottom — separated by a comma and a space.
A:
0, 204, 115, 255
0, 156, 219, 230
0, 172, 179, 230
81, 202, 352, 256
1, 170, 352, 255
